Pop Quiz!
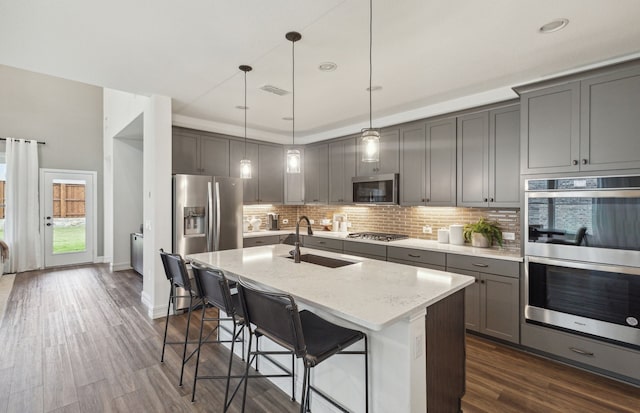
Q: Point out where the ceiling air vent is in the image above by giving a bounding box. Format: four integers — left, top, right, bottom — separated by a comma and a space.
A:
259, 84, 290, 96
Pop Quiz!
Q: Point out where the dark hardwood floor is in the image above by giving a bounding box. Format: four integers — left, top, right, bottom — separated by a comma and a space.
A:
0, 264, 638, 412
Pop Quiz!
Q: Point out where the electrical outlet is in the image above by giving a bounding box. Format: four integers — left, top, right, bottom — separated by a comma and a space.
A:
414, 334, 424, 359
347, 222, 352, 228
309, 219, 315, 224
502, 231, 515, 241
282, 218, 289, 224
422, 225, 432, 234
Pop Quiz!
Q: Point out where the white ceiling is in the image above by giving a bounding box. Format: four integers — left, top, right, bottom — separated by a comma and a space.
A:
1, 0, 640, 144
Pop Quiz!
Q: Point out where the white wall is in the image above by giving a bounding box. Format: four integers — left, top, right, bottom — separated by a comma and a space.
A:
0, 64, 104, 257
104, 89, 172, 319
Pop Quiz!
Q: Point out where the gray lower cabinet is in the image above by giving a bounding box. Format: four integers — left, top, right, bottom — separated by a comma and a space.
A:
301, 236, 343, 253
172, 129, 230, 176
447, 254, 520, 344
400, 118, 456, 206
457, 105, 520, 208
304, 143, 329, 203
522, 322, 640, 382
328, 137, 357, 204
519, 62, 640, 174
230, 140, 283, 204
343, 240, 386, 260
386, 246, 445, 270
243, 235, 280, 248
356, 128, 400, 176
130, 233, 143, 275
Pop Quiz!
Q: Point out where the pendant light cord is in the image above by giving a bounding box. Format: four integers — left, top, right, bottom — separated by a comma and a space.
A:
244, 70, 247, 158
369, 0, 373, 130
292, 39, 295, 146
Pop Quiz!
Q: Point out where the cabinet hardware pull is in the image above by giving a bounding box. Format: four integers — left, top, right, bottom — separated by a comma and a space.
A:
472, 263, 489, 267
483, 198, 488, 202
480, 280, 485, 284
408, 254, 421, 258
319, 241, 325, 244
490, 198, 494, 202
569, 347, 594, 356
255, 241, 263, 244
421, 198, 425, 202
582, 159, 588, 165
425, 198, 430, 202
572, 159, 578, 165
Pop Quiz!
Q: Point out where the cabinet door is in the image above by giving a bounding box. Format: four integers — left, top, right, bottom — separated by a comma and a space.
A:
480, 272, 519, 343
580, 67, 640, 171
452, 268, 480, 331
521, 82, 580, 174
230, 140, 259, 203
427, 118, 457, 206
329, 137, 356, 204
399, 123, 426, 206
200, 135, 230, 177
342, 138, 357, 203
284, 146, 304, 204
356, 128, 400, 175
258, 144, 284, 204
457, 112, 489, 207
489, 106, 520, 207
304, 144, 329, 203
172, 132, 200, 174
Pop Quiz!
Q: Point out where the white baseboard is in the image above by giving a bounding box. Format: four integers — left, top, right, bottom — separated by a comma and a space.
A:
93, 256, 104, 264
141, 290, 169, 319
111, 262, 132, 272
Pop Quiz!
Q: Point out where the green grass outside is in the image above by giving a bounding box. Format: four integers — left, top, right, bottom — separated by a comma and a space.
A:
53, 224, 86, 253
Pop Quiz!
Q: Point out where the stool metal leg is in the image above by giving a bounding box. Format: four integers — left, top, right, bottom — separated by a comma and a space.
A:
191, 303, 207, 402
160, 284, 173, 363
179, 292, 194, 387
241, 329, 254, 413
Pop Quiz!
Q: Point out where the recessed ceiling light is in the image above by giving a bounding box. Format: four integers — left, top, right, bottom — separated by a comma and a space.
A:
282, 116, 293, 121
539, 18, 569, 34
318, 62, 337, 72
366, 85, 383, 92
235, 105, 249, 110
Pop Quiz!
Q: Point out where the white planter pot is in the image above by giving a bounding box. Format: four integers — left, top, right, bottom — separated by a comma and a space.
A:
471, 233, 490, 248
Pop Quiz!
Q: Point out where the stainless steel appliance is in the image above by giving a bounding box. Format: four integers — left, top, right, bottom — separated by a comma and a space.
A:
524, 175, 640, 347
267, 212, 279, 230
172, 174, 243, 311
352, 174, 398, 204
347, 232, 408, 242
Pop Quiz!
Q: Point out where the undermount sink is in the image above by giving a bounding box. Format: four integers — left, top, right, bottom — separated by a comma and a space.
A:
285, 253, 356, 268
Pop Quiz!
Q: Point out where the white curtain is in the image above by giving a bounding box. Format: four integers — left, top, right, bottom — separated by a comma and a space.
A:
5, 138, 42, 272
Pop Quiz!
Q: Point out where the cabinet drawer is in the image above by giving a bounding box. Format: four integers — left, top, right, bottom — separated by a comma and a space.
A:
243, 235, 280, 248
343, 241, 386, 259
303, 236, 343, 252
446, 254, 519, 278
387, 246, 445, 267
387, 257, 445, 271
522, 323, 640, 381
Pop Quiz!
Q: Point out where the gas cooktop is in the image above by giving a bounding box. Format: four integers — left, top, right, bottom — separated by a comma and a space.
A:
346, 232, 409, 242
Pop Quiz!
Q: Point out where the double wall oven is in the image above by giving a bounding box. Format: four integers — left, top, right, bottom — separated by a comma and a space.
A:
524, 175, 640, 349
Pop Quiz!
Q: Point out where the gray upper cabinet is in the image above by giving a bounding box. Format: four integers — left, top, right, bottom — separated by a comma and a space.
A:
304, 143, 329, 203
172, 130, 229, 176
522, 66, 640, 174
230, 140, 283, 204
399, 118, 456, 206
457, 106, 520, 207
356, 128, 400, 176
329, 137, 357, 204
520, 82, 580, 174
284, 146, 304, 205
580, 66, 640, 171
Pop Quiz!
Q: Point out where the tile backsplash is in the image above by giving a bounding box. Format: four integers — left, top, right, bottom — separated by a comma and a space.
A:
244, 204, 521, 253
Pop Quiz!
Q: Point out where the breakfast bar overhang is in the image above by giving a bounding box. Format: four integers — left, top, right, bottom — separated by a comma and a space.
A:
188, 244, 475, 412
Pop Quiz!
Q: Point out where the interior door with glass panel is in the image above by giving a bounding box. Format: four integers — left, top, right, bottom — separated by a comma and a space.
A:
41, 170, 95, 267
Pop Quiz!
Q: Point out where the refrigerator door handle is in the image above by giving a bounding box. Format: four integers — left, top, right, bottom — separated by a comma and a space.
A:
215, 181, 221, 251
207, 181, 213, 251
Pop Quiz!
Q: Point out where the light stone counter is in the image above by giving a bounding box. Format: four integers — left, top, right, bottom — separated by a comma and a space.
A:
188, 244, 474, 412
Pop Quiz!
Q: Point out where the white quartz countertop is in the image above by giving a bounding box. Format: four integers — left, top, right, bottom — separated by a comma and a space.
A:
187, 244, 475, 332
243, 229, 523, 262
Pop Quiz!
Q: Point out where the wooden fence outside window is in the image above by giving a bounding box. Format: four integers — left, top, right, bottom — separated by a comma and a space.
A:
0, 182, 85, 219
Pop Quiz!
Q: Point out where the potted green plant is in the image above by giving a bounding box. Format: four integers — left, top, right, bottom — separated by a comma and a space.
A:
463, 218, 503, 248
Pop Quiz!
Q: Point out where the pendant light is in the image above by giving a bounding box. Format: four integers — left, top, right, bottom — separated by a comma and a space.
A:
286, 31, 302, 174
239, 65, 252, 179
361, 0, 380, 163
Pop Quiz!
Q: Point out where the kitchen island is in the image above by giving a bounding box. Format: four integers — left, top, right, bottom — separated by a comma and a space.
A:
188, 244, 475, 412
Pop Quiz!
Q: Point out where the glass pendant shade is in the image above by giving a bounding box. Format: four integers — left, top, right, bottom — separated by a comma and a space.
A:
240, 159, 252, 179
361, 128, 380, 162
286, 148, 301, 174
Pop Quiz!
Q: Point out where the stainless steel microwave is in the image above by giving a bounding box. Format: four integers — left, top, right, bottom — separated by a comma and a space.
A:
352, 174, 398, 204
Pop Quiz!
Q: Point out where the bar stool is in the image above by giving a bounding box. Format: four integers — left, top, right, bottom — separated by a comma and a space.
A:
159, 249, 204, 387
236, 278, 369, 413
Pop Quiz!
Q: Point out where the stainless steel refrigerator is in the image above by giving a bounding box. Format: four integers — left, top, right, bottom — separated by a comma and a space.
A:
172, 174, 243, 310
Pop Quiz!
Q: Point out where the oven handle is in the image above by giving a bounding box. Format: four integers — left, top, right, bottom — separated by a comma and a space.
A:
526, 256, 640, 277
525, 189, 640, 198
